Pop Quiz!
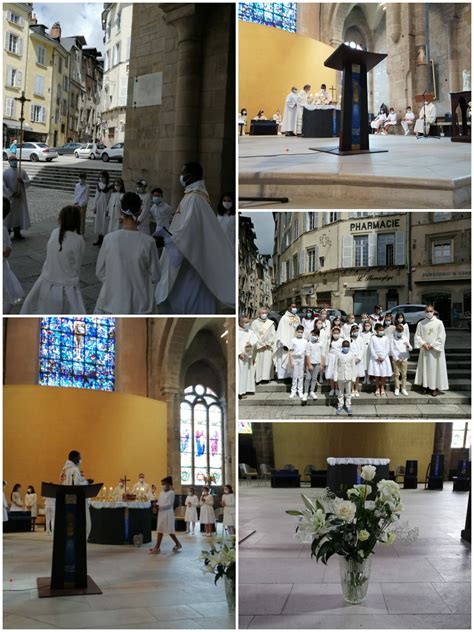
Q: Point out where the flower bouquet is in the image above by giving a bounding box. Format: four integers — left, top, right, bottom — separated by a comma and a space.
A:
203, 474, 217, 486
286, 465, 418, 604
199, 537, 236, 609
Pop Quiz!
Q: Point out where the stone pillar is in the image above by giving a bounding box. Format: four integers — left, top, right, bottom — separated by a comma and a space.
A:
225, 317, 235, 487
446, 15, 461, 93
163, 386, 183, 491
297, 3, 320, 41
433, 422, 453, 480
413, 3, 430, 96
161, 4, 203, 204
252, 423, 275, 468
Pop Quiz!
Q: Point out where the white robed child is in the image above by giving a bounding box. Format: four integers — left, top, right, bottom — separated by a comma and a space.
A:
221, 484, 235, 535
288, 325, 306, 399
342, 314, 357, 340
3, 154, 31, 240
325, 326, 344, 396
390, 324, 413, 396
368, 324, 393, 397
349, 325, 365, 396
21, 206, 86, 314
360, 321, 373, 384
73, 172, 90, 235
414, 305, 449, 396
313, 319, 329, 384
216, 193, 236, 248
184, 486, 199, 534
302, 308, 316, 339
92, 171, 112, 246
106, 178, 125, 233
24, 485, 38, 529
334, 340, 356, 416
155, 161, 235, 314
3, 197, 24, 313
302, 328, 324, 401
274, 303, 301, 379
238, 315, 257, 398
95, 192, 161, 314
149, 476, 182, 554
136, 179, 152, 235
150, 187, 173, 249
199, 486, 216, 537
251, 307, 276, 383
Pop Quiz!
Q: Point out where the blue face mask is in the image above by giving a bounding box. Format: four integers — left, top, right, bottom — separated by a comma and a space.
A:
311, 336, 318, 343
152, 196, 161, 204
342, 347, 349, 354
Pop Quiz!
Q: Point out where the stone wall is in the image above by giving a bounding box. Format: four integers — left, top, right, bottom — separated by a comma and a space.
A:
123, 3, 235, 210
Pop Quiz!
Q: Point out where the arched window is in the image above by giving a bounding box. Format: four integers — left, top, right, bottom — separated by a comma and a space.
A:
180, 385, 224, 486
39, 317, 116, 391
238, 2, 297, 33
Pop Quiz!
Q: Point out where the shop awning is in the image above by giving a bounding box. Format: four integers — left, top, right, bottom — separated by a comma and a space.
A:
3, 120, 33, 131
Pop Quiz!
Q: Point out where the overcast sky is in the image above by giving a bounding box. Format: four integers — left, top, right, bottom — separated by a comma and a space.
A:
241, 212, 275, 255
34, 3, 104, 53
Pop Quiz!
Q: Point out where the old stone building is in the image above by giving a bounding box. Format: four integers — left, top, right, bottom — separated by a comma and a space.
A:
239, 215, 273, 317
81, 47, 103, 142
122, 2, 235, 209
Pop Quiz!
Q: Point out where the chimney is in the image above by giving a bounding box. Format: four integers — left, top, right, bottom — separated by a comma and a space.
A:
50, 22, 61, 39
30, 13, 37, 25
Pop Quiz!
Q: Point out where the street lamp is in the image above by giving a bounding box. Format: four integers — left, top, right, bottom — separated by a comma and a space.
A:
14, 91, 31, 193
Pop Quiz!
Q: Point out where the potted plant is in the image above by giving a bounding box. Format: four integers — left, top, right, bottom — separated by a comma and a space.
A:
199, 537, 236, 609
287, 465, 418, 604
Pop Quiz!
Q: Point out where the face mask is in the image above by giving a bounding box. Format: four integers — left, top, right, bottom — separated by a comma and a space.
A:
306, 313, 312, 319
333, 334, 340, 340
385, 320, 391, 325
296, 333, 303, 338
395, 333, 402, 339
348, 319, 355, 324
114, 184, 121, 191
377, 332, 384, 337
424, 101, 429, 106
364, 328, 371, 332
291, 308, 297, 314
425, 312, 434, 319
80, 179, 86, 185
352, 332, 359, 338
136, 187, 144, 194
397, 318, 404, 323
139, 478, 144, 483
342, 347, 349, 354
334, 321, 341, 326
10, 161, 17, 168
311, 336, 318, 343
260, 314, 268, 320
242, 111, 247, 116
292, 90, 297, 94
222, 201, 233, 210
98, 182, 106, 190
180, 175, 187, 188
152, 196, 161, 204
244, 324, 250, 331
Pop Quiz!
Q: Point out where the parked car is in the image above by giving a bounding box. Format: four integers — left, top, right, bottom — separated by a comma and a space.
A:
382, 304, 439, 329
101, 142, 124, 163
5, 142, 58, 162
74, 143, 107, 160
56, 142, 83, 155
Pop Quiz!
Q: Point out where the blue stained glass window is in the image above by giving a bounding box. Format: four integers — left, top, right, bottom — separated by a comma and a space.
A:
238, 2, 297, 32
39, 317, 116, 391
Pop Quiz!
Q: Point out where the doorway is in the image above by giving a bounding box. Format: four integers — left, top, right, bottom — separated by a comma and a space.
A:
422, 292, 452, 326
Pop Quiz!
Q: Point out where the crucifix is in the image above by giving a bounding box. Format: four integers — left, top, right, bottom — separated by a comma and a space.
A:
13, 91, 31, 194
123, 474, 130, 493
329, 85, 337, 100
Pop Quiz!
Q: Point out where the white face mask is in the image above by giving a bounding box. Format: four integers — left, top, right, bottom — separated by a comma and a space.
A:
180, 175, 187, 188
291, 308, 297, 314
260, 314, 268, 320
98, 182, 106, 190
296, 333, 303, 338
114, 184, 121, 191
333, 334, 340, 340
352, 332, 359, 338
425, 312, 434, 319
139, 477, 144, 483
222, 201, 233, 210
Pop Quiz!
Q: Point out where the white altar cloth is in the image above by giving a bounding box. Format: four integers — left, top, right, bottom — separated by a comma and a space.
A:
327, 457, 390, 466
90, 501, 151, 509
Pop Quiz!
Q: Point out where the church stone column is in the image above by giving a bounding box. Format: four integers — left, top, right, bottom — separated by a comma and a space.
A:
252, 423, 275, 468
161, 4, 203, 205
225, 317, 235, 487
446, 15, 461, 93
433, 422, 453, 480
413, 3, 430, 96
162, 386, 183, 491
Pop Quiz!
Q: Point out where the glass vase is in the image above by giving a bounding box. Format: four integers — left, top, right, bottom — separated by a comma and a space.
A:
224, 575, 235, 610
339, 556, 371, 604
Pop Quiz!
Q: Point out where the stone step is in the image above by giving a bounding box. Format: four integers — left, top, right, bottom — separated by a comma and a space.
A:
239, 404, 471, 419
256, 379, 471, 393
240, 390, 471, 406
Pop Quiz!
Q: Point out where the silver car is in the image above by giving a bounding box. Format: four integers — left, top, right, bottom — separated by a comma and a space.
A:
382, 304, 437, 328
74, 143, 107, 160
7, 142, 58, 162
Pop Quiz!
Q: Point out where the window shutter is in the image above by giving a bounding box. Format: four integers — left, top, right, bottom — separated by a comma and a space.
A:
281, 261, 287, 284
342, 235, 353, 268
5, 31, 10, 51
304, 212, 309, 232
322, 211, 328, 226
314, 245, 320, 271
394, 231, 405, 266
30, 104, 34, 120
19, 15, 24, 27
6, 10, 12, 21
17, 36, 23, 56
368, 233, 377, 266
119, 75, 128, 106
7, 66, 13, 86
313, 212, 319, 229
15, 70, 22, 88
41, 107, 46, 123
126, 37, 131, 60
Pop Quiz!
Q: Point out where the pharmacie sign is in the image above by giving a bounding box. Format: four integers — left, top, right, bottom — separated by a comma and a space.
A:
350, 218, 401, 232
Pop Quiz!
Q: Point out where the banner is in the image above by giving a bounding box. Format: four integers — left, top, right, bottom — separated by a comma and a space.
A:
351, 64, 361, 149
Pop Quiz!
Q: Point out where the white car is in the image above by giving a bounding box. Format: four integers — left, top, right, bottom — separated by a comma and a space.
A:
382, 304, 439, 328
101, 143, 124, 163
74, 143, 107, 160
3, 142, 58, 162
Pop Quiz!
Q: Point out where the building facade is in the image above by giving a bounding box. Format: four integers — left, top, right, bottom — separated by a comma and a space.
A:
410, 212, 471, 327
3, 3, 33, 146
81, 48, 103, 142
100, 3, 133, 145
273, 212, 410, 314
239, 215, 273, 317
61, 35, 87, 141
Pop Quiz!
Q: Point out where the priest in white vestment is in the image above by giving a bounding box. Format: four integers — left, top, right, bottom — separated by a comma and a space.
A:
112, 480, 126, 501
251, 307, 276, 383
3, 155, 31, 239
414, 101, 436, 137
155, 162, 235, 314
238, 316, 257, 397
132, 474, 151, 498
314, 84, 332, 105
296, 84, 312, 135
60, 450, 92, 538
414, 306, 449, 395
274, 304, 301, 379
282, 87, 299, 135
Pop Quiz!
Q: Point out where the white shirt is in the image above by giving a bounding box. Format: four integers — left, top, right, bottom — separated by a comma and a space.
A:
74, 182, 90, 207
390, 335, 412, 361
150, 200, 173, 230
290, 336, 307, 359
305, 339, 323, 364
334, 350, 356, 381
404, 111, 415, 121
386, 112, 397, 124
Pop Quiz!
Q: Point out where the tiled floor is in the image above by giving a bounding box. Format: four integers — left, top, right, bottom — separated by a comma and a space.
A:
239, 482, 471, 629
3, 531, 234, 629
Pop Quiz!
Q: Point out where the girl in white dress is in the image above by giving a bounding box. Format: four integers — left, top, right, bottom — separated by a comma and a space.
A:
394, 312, 410, 340
302, 309, 316, 340
221, 484, 235, 535
93, 170, 112, 246
184, 486, 199, 534
216, 193, 236, 247
325, 326, 343, 397
24, 485, 38, 530
383, 313, 396, 339
199, 486, 216, 536
314, 320, 329, 384
21, 206, 85, 314
349, 325, 365, 397
368, 323, 393, 397
342, 314, 357, 340
360, 321, 373, 384
95, 192, 161, 315
149, 476, 182, 554
10, 483, 23, 512
106, 178, 124, 233
3, 199, 24, 313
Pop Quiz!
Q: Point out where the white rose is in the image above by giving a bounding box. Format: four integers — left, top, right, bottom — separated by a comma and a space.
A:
365, 500, 376, 511
358, 529, 370, 541
361, 465, 376, 481
335, 500, 356, 522
377, 479, 400, 501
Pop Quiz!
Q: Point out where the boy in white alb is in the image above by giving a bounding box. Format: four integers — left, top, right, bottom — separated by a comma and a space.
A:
390, 324, 413, 396
73, 173, 90, 235
302, 330, 323, 402
334, 340, 356, 416
401, 106, 415, 135
289, 325, 306, 399
383, 108, 398, 134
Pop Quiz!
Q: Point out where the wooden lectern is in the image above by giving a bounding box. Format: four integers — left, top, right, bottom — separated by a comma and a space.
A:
37, 482, 103, 598
312, 44, 387, 155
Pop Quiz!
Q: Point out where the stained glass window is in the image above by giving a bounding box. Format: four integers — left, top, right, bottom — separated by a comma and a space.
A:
238, 421, 253, 434
180, 385, 224, 486
39, 317, 116, 391
238, 2, 297, 32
